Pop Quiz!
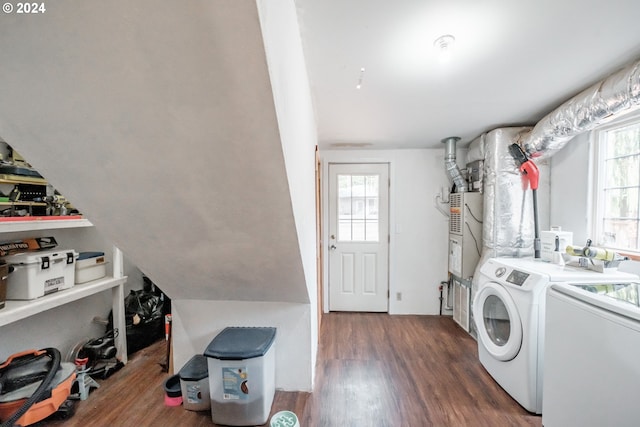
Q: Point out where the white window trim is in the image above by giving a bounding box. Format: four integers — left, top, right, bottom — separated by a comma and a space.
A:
591, 110, 640, 256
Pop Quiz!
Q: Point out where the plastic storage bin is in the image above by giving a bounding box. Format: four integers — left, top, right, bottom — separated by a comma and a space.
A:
204, 327, 277, 426
75, 252, 107, 284
179, 354, 210, 411
4, 249, 77, 300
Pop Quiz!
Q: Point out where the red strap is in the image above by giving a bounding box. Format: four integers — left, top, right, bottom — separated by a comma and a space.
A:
75, 357, 89, 366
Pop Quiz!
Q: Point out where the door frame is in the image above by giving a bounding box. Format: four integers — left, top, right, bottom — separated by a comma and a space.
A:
320, 152, 394, 314
315, 148, 323, 327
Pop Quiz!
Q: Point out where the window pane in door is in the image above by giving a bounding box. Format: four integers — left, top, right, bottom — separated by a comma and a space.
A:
337, 174, 380, 242
338, 175, 352, 240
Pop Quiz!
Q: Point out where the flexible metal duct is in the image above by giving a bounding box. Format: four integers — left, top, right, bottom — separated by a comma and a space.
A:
442, 136, 468, 192
482, 127, 540, 260
521, 58, 640, 159
480, 58, 640, 262
468, 60, 639, 330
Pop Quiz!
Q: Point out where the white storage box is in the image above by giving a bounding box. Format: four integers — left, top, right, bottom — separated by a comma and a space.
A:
4, 249, 77, 300
179, 354, 210, 411
204, 327, 276, 426
75, 252, 107, 284
541, 229, 573, 262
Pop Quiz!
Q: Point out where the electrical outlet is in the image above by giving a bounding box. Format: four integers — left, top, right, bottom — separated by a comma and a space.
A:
396, 292, 402, 301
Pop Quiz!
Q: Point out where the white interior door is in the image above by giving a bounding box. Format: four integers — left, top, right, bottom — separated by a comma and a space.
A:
328, 163, 389, 312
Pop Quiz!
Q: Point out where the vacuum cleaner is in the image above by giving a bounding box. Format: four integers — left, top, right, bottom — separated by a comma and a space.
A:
0, 348, 75, 427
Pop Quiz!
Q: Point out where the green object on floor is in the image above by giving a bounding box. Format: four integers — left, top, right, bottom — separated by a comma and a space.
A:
270, 410, 299, 427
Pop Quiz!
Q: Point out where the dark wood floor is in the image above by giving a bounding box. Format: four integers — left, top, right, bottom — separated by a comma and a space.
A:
43, 313, 541, 426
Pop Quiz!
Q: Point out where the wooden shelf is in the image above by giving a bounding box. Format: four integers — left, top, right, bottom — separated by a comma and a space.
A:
0, 274, 129, 363
0, 201, 47, 207
0, 276, 126, 328
0, 176, 47, 185
0, 159, 129, 363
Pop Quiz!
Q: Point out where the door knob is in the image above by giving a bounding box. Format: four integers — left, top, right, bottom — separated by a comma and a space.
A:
330, 244, 337, 250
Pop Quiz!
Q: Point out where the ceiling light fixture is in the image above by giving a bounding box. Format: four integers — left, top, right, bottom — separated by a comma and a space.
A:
433, 34, 456, 61
356, 67, 365, 89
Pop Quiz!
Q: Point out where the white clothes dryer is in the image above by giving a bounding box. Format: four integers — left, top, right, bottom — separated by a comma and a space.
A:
472, 257, 637, 414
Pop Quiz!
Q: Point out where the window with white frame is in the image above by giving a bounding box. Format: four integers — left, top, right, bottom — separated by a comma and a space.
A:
594, 113, 640, 253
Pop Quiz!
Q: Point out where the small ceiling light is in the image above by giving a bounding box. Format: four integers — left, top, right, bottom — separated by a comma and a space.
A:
433, 34, 456, 61
356, 67, 365, 89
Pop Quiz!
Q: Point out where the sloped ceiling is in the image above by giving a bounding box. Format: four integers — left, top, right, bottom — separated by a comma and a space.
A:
0, 0, 309, 303
295, 0, 640, 148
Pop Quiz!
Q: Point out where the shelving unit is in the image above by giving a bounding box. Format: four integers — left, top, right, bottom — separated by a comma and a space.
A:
0, 174, 49, 216
0, 276, 128, 363
0, 144, 129, 362
0, 221, 129, 364
0, 277, 125, 327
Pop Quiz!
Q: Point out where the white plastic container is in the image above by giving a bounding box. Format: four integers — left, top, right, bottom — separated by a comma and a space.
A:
4, 249, 77, 300
204, 327, 276, 426
541, 229, 573, 262
179, 354, 210, 411
75, 252, 107, 284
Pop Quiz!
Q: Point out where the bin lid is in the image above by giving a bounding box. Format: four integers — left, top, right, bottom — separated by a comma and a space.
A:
179, 354, 208, 381
204, 327, 276, 360
77, 251, 105, 261
3, 249, 76, 264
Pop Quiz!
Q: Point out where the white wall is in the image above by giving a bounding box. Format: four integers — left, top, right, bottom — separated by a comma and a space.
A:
170, 0, 318, 392
0, 0, 317, 390
0, 0, 309, 305
172, 300, 312, 391
321, 149, 451, 315
257, 0, 318, 383
549, 132, 591, 246
258, 0, 318, 302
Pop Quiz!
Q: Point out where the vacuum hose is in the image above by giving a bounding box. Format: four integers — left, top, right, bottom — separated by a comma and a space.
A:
1, 348, 61, 427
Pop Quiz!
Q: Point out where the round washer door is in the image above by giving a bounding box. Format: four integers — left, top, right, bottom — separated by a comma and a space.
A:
473, 282, 523, 361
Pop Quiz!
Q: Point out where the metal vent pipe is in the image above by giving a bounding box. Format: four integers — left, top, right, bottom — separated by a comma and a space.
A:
521, 58, 640, 159
442, 136, 467, 192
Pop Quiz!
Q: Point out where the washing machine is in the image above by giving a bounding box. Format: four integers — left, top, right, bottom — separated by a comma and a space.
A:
472, 257, 637, 414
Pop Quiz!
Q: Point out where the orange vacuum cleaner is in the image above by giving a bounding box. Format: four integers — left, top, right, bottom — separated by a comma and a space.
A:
0, 348, 75, 427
